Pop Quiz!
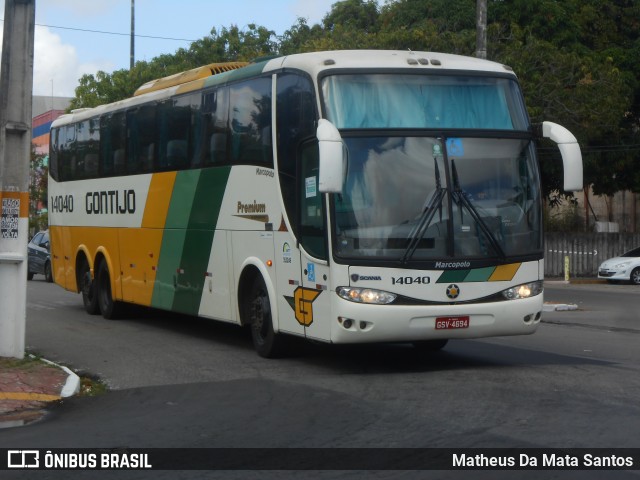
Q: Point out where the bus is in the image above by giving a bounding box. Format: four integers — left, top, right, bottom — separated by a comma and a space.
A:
48, 50, 583, 357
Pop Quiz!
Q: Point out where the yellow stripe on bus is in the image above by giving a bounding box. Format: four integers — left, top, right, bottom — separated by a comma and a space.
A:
489, 263, 522, 281
142, 172, 177, 228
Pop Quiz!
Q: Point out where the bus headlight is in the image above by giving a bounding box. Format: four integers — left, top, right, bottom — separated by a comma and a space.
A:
337, 287, 397, 304
501, 281, 543, 300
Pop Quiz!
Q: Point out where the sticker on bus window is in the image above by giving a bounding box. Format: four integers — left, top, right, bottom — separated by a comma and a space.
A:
305, 176, 317, 198
446, 138, 464, 157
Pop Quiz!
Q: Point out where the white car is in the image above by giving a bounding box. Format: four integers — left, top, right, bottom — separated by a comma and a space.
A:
598, 247, 640, 285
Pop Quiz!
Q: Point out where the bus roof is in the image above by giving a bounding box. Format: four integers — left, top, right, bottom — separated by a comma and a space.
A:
264, 50, 515, 77
52, 50, 515, 128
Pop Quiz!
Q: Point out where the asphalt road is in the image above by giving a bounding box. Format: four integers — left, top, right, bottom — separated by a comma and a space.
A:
1, 279, 639, 480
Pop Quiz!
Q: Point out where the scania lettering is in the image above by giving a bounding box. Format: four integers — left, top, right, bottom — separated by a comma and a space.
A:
48, 51, 582, 357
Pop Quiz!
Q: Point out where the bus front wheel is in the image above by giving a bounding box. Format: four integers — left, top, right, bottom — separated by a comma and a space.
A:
248, 277, 287, 358
96, 261, 121, 320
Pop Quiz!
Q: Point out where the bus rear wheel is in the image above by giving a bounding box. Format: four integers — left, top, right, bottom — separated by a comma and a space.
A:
79, 259, 99, 315
248, 276, 287, 358
96, 261, 121, 319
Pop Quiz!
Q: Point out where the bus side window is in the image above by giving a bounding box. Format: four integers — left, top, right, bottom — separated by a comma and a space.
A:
173, 93, 201, 169
276, 71, 317, 239
158, 100, 190, 170
229, 77, 273, 167
101, 112, 126, 176
299, 141, 327, 260
202, 88, 230, 166
128, 104, 156, 173
49, 127, 60, 181
59, 124, 76, 181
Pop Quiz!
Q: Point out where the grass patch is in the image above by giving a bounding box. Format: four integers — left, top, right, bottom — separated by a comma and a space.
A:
78, 374, 108, 397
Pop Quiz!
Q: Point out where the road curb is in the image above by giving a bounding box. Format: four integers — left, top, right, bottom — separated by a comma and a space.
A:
543, 303, 579, 312
41, 358, 81, 398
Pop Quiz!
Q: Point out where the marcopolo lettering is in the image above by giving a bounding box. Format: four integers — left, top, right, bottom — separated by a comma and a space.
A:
85, 190, 136, 215
435, 261, 471, 269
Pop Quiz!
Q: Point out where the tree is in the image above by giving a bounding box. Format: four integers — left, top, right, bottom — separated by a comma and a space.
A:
70, 24, 278, 109
67, 0, 640, 199
29, 147, 48, 234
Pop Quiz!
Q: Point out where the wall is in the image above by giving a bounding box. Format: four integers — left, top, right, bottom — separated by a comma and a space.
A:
544, 233, 640, 277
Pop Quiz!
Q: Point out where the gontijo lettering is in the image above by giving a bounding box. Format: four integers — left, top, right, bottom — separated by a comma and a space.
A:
85, 190, 136, 215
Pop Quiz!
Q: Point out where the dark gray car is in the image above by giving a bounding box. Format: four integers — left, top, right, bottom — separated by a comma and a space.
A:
27, 230, 53, 282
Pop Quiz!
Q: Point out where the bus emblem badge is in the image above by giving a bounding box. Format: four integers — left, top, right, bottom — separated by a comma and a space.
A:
283, 287, 322, 327
446, 284, 460, 299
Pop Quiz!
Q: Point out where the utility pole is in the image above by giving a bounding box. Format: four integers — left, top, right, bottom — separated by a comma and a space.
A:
476, 0, 487, 59
0, 0, 36, 359
130, 0, 135, 69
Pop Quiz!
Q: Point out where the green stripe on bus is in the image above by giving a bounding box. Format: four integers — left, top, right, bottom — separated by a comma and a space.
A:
151, 170, 202, 310
151, 167, 231, 314
436, 270, 470, 283
171, 167, 231, 315
464, 267, 496, 282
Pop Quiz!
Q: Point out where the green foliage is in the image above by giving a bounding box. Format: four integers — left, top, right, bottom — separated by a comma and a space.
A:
29, 147, 48, 233
544, 201, 584, 233
70, 24, 278, 110
68, 0, 640, 198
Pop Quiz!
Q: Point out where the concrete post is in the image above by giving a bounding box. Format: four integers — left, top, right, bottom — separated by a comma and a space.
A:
0, 0, 36, 359
476, 0, 487, 59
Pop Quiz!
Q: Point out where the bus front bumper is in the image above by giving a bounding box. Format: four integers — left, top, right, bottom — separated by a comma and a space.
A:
329, 295, 543, 344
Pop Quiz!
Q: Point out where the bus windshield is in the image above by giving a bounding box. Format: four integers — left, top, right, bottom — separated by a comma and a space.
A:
332, 136, 542, 262
322, 72, 540, 263
322, 73, 528, 130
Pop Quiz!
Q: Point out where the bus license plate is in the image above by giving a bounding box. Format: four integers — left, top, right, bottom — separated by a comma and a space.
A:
435, 316, 470, 330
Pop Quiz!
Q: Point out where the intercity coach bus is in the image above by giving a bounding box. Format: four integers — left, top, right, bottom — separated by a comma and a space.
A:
48, 50, 583, 357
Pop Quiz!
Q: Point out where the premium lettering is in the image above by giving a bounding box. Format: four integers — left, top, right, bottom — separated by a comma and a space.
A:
237, 200, 266, 214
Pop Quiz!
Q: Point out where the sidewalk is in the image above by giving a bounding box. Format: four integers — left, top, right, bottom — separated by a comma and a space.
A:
0, 355, 80, 427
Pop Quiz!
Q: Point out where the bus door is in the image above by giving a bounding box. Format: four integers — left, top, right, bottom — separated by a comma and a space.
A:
297, 142, 331, 342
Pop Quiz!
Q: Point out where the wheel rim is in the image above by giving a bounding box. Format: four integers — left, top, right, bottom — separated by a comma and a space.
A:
632, 269, 640, 285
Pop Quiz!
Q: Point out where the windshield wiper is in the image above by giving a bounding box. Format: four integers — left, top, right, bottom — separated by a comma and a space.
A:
450, 159, 506, 259
401, 158, 447, 264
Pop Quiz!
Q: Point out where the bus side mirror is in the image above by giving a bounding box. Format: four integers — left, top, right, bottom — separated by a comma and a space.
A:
316, 119, 345, 193
540, 121, 583, 192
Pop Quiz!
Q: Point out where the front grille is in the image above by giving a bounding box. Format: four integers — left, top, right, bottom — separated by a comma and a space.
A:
599, 270, 614, 278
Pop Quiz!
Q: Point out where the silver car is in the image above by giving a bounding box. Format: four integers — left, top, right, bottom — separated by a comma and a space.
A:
27, 230, 53, 282
598, 247, 640, 285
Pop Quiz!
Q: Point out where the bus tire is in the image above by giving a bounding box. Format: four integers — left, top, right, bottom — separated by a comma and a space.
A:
79, 259, 99, 315
413, 339, 448, 351
248, 276, 287, 358
96, 261, 121, 320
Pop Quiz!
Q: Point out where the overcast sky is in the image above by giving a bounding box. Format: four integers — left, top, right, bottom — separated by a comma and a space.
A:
0, 0, 336, 98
